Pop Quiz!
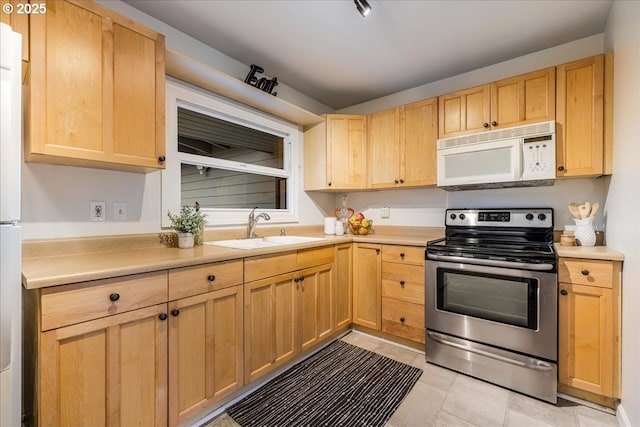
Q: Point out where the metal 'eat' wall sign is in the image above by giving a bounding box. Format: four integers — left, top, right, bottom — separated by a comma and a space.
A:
244, 64, 278, 96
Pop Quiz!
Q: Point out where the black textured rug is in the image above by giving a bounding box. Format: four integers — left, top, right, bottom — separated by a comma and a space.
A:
227, 339, 422, 427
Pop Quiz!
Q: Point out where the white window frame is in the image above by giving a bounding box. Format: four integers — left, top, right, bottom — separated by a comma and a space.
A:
162, 78, 300, 228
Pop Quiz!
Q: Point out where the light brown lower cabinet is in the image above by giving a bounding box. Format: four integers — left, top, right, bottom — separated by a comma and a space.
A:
334, 243, 353, 330
39, 304, 168, 427
168, 285, 244, 426
558, 258, 621, 407
244, 262, 335, 383
352, 243, 382, 330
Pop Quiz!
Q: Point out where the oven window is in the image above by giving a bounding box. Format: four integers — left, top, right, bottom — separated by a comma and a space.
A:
436, 268, 538, 329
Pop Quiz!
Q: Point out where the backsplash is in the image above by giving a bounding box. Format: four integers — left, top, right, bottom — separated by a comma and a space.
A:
340, 177, 609, 232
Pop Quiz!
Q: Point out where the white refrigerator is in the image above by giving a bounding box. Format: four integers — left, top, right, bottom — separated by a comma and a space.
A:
0, 22, 22, 427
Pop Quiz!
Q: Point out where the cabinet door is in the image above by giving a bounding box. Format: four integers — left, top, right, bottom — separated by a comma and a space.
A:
438, 84, 490, 138
491, 67, 555, 129
29, 1, 106, 163
334, 243, 353, 330
326, 115, 367, 189
112, 22, 165, 168
244, 272, 297, 383
39, 304, 168, 427
401, 98, 438, 186
558, 282, 613, 397
352, 243, 381, 330
168, 286, 243, 427
297, 264, 334, 352
556, 55, 604, 177
368, 107, 400, 188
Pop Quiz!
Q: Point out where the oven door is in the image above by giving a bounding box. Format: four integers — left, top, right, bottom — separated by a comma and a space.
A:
426, 259, 557, 361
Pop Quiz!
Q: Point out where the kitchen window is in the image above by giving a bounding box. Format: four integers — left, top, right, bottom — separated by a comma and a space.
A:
162, 79, 300, 227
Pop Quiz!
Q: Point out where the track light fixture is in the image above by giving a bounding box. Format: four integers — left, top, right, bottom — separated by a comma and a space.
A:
354, 0, 371, 18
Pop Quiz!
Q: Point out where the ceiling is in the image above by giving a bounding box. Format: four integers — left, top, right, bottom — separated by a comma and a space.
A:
124, 0, 613, 110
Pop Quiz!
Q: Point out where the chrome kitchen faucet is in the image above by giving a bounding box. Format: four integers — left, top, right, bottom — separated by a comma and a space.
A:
247, 207, 271, 238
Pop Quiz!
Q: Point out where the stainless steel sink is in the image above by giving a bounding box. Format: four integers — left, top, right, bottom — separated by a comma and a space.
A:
205, 236, 327, 250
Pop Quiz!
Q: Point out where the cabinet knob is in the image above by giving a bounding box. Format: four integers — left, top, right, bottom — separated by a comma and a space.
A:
328, 182, 332, 187
560, 290, 568, 296
207, 274, 216, 282
400, 317, 405, 323
483, 122, 489, 128
400, 280, 405, 287
491, 121, 498, 127
159, 313, 168, 321
158, 155, 166, 162
400, 252, 405, 258
109, 293, 120, 302
171, 309, 180, 317
581, 269, 590, 276
399, 179, 404, 184
376, 249, 380, 254
294, 277, 300, 283
394, 179, 399, 184
558, 166, 565, 172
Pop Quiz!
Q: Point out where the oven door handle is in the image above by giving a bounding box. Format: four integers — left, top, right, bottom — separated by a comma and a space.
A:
427, 332, 554, 372
426, 253, 555, 271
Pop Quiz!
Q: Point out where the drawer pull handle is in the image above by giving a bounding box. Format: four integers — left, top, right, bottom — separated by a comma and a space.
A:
208, 274, 216, 282
400, 280, 405, 287
400, 253, 405, 258
171, 309, 180, 317
581, 269, 590, 276
560, 290, 568, 296
109, 293, 120, 302
158, 313, 168, 321
400, 317, 405, 323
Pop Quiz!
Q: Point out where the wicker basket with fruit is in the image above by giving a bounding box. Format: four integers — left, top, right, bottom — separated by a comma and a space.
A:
348, 212, 374, 235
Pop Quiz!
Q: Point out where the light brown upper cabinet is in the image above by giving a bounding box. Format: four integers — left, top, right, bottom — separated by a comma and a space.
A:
26, 0, 166, 173
304, 114, 367, 191
438, 67, 555, 139
556, 55, 606, 178
368, 99, 438, 188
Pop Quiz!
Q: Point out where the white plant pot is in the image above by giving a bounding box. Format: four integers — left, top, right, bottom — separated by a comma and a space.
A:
574, 217, 596, 247
177, 232, 195, 249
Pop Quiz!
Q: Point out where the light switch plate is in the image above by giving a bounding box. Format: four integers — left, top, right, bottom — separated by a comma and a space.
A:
113, 202, 128, 221
90, 201, 106, 222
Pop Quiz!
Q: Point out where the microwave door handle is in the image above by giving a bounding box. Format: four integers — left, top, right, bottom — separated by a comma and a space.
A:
426, 332, 554, 372
426, 253, 555, 271
514, 141, 523, 180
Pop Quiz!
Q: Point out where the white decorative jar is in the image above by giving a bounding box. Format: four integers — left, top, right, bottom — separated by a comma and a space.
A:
177, 232, 195, 249
574, 217, 596, 247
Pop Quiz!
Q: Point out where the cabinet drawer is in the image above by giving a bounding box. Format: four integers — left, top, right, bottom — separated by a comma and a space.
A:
382, 263, 424, 304
244, 251, 298, 283
41, 271, 168, 331
297, 246, 334, 270
381, 245, 424, 266
168, 259, 243, 300
382, 297, 425, 344
559, 259, 613, 288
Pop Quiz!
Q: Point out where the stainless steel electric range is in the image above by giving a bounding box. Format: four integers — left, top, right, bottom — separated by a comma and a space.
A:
425, 208, 558, 403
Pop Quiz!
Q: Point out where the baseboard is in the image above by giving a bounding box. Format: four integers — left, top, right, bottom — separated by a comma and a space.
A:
617, 403, 631, 427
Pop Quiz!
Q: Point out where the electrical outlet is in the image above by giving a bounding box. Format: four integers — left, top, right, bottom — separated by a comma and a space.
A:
90, 201, 106, 222
381, 206, 390, 218
113, 202, 128, 221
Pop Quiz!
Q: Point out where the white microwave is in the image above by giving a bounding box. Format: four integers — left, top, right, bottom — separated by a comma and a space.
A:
437, 121, 556, 191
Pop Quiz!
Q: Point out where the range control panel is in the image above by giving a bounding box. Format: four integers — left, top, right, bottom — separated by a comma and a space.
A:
446, 208, 553, 228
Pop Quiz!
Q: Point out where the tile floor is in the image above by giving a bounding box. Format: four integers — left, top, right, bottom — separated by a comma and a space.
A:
203, 332, 619, 427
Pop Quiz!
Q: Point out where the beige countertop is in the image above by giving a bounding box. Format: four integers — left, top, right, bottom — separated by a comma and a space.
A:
555, 244, 624, 261
22, 226, 444, 290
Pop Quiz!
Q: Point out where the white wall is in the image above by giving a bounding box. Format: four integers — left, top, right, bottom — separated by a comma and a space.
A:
603, 1, 640, 426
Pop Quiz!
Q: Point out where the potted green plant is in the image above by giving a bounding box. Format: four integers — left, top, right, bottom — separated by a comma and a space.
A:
167, 203, 207, 248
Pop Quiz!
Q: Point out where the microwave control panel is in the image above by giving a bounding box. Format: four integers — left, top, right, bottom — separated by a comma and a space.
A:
522, 136, 555, 179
